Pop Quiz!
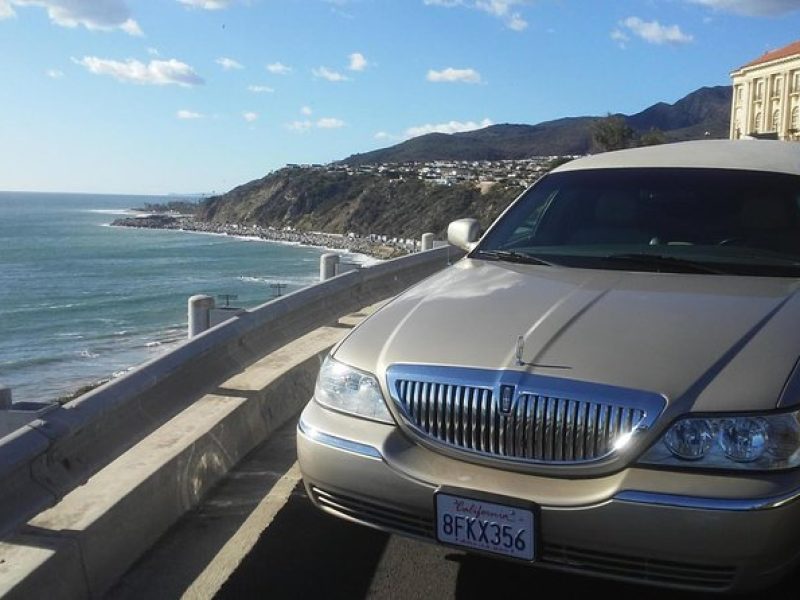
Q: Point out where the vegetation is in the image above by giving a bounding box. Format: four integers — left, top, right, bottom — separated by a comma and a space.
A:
199, 169, 523, 239
591, 115, 636, 152
135, 200, 202, 214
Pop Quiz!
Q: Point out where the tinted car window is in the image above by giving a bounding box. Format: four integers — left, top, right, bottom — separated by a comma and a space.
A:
476, 168, 800, 276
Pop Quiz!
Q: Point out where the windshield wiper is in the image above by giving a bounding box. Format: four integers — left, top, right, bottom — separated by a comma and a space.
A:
473, 249, 554, 266
603, 253, 728, 274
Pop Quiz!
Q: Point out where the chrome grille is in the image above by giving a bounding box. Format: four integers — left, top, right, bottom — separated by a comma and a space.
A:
388, 367, 661, 465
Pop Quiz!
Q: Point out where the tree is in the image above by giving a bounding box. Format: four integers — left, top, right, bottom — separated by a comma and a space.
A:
591, 114, 635, 152
639, 127, 667, 147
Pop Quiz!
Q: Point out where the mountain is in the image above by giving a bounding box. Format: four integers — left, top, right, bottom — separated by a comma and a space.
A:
197, 168, 523, 240
194, 85, 734, 243
343, 86, 732, 165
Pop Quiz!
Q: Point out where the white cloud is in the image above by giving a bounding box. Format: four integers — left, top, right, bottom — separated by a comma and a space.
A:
687, 0, 800, 16
301, 106, 313, 115
266, 61, 292, 75
8, 0, 142, 34
177, 0, 231, 9
0, 0, 15, 18
475, 0, 527, 29
313, 66, 350, 82
317, 117, 345, 128
427, 67, 482, 84
507, 13, 527, 31
405, 118, 493, 138
287, 120, 313, 132
243, 111, 258, 122
424, 0, 527, 30
46, 68, 64, 78
619, 17, 693, 45
348, 52, 368, 71
147, 47, 160, 56
177, 109, 203, 119
74, 56, 205, 86
610, 28, 629, 48
248, 84, 274, 93
286, 117, 345, 131
216, 57, 243, 70
374, 131, 398, 141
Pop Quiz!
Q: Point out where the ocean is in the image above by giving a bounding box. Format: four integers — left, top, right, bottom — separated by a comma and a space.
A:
0, 192, 370, 404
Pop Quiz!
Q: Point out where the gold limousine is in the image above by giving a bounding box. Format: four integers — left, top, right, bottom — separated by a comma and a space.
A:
298, 140, 800, 593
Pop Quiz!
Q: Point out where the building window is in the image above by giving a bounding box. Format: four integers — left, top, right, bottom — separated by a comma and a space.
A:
755, 112, 763, 133
736, 86, 743, 103
757, 81, 764, 100
772, 109, 781, 131
794, 72, 800, 93
792, 107, 800, 131
774, 77, 783, 97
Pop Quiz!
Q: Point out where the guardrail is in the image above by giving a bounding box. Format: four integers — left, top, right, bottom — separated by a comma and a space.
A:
0, 245, 457, 539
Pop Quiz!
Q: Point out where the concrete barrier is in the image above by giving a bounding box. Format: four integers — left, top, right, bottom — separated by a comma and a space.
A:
0, 320, 354, 599
0, 245, 457, 542
188, 295, 215, 338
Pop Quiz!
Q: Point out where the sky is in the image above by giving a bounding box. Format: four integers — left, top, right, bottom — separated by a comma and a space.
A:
2, 0, 800, 195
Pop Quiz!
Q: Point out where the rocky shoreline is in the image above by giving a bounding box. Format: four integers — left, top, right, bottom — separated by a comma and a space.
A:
111, 214, 415, 260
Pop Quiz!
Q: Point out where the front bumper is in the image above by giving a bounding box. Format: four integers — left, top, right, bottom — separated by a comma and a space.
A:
297, 401, 800, 593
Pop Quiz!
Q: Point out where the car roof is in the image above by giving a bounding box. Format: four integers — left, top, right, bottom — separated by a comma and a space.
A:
552, 140, 800, 176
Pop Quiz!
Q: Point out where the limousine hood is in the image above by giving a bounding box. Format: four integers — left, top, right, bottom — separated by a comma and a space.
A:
334, 258, 800, 413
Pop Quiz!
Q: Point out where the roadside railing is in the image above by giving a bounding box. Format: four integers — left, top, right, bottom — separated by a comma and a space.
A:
0, 243, 457, 539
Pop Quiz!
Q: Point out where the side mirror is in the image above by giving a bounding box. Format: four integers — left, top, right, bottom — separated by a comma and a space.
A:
447, 218, 480, 252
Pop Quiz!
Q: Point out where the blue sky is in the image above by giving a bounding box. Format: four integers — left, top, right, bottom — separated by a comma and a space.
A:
1, 0, 800, 195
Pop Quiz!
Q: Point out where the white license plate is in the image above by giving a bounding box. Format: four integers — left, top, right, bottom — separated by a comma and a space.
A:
435, 492, 535, 561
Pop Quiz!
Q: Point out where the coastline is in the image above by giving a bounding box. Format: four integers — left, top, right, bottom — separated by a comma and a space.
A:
111, 214, 414, 260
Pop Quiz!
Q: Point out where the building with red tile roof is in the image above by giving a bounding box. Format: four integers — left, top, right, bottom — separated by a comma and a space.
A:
730, 40, 800, 140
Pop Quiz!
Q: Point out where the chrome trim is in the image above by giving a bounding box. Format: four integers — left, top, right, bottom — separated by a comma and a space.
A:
614, 489, 800, 512
386, 364, 666, 467
298, 419, 383, 459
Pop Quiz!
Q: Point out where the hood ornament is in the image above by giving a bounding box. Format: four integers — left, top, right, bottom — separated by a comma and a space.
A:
516, 335, 525, 366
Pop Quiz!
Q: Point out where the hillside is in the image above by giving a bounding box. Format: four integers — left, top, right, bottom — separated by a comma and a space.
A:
344, 86, 731, 165
198, 169, 523, 239
197, 85, 732, 242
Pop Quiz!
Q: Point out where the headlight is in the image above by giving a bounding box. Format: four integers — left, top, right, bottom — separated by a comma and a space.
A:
639, 410, 800, 471
314, 355, 393, 424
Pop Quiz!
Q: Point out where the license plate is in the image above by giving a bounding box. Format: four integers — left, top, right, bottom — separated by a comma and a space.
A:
435, 492, 535, 561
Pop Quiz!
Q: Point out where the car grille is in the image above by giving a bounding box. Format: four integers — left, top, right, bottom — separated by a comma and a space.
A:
310, 485, 736, 591
392, 379, 647, 463
310, 485, 434, 539
541, 544, 737, 590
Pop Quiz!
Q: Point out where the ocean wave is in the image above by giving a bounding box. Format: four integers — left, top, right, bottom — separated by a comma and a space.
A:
78, 350, 100, 359
238, 275, 318, 286
85, 209, 143, 216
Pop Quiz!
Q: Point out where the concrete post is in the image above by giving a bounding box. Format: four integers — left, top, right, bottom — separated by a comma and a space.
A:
0, 387, 10, 410
421, 233, 435, 252
188, 295, 215, 339
320, 253, 339, 281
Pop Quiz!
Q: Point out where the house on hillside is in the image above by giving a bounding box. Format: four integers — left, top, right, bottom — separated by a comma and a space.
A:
730, 40, 800, 140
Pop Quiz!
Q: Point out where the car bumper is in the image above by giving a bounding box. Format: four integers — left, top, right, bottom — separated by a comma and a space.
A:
297, 401, 800, 593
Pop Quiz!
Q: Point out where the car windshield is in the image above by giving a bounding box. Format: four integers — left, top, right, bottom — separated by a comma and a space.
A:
473, 167, 800, 277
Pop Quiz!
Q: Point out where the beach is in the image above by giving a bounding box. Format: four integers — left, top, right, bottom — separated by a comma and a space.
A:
111, 214, 415, 260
